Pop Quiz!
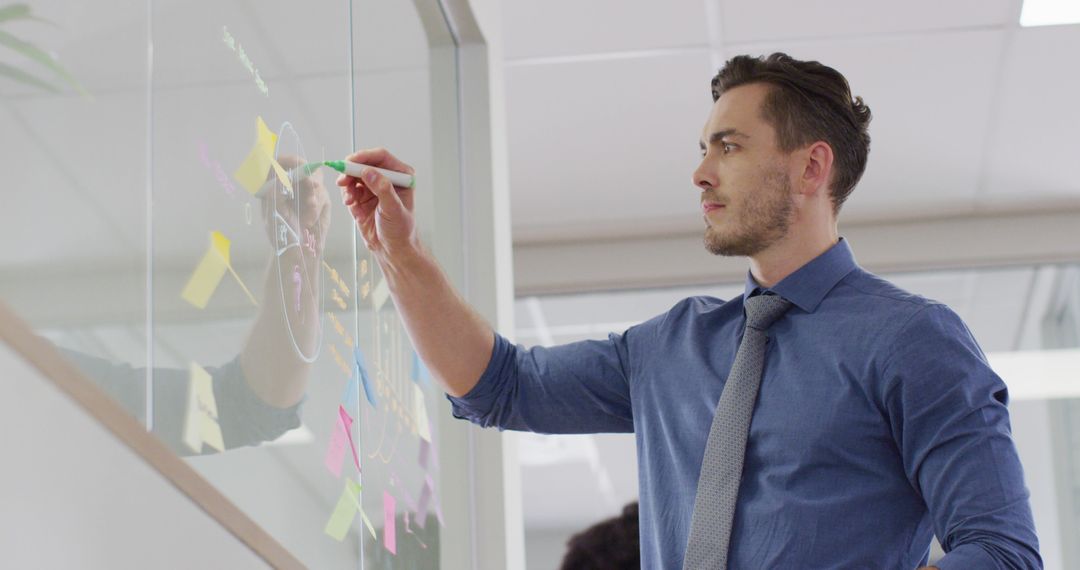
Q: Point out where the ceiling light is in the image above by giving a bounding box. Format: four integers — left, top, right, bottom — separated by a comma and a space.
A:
1020, 0, 1080, 27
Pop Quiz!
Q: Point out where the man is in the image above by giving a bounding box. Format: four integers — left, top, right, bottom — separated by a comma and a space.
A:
338, 53, 1041, 568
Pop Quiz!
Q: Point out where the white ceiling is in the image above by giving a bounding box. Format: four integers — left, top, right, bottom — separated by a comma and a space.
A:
502, 0, 1080, 241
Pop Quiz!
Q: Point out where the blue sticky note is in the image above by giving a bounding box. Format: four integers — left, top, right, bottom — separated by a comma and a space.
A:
341, 369, 360, 407
354, 347, 377, 408
411, 350, 431, 387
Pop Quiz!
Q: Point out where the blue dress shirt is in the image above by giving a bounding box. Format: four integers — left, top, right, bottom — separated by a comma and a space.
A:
449, 237, 1041, 569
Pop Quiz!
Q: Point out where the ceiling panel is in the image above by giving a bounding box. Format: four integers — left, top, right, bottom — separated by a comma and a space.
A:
979, 25, 1080, 209
506, 51, 715, 235
502, 0, 709, 60
720, 30, 1006, 220
0, 0, 146, 97
718, 0, 1018, 45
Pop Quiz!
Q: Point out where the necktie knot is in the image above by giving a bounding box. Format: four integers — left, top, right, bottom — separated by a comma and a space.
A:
744, 293, 793, 330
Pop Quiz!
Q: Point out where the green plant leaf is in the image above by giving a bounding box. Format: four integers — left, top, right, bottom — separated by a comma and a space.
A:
0, 4, 30, 22
0, 60, 60, 93
0, 28, 87, 95
0, 3, 49, 25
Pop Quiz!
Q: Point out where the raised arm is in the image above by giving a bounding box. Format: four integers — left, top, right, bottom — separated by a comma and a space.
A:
239, 155, 330, 407
337, 148, 493, 398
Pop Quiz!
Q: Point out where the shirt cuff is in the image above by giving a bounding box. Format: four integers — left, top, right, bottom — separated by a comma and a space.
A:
445, 331, 512, 428
932, 543, 998, 570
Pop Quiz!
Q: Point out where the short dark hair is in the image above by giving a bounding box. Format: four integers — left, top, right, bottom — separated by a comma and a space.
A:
711, 53, 872, 216
559, 502, 640, 570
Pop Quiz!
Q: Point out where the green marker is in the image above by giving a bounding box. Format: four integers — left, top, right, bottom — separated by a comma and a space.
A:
303, 160, 415, 189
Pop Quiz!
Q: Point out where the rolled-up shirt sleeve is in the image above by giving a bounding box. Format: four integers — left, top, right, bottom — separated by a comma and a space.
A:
448, 329, 635, 434
59, 347, 302, 455
881, 304, 1041, 569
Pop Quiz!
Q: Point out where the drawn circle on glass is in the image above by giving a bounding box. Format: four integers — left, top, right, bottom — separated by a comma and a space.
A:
271, 121, 324, 363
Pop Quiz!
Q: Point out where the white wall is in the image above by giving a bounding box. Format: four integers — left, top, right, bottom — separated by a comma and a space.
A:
0, 344, 268, 569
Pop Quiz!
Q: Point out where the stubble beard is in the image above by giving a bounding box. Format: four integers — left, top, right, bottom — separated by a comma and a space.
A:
703, 168, 795, 257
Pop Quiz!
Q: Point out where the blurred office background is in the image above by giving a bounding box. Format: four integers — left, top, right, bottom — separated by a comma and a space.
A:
495, 1, 1080, 568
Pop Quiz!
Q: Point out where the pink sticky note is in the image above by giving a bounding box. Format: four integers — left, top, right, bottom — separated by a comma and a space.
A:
323, 415, 348, 477
383, 491, 397, 555
388, 471, 417, 511
418, 438, 431, 470
416, 476, 433, 529
339, 405, 361, 472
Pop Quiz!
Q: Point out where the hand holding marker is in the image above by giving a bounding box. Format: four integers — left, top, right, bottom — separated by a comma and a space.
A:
337, 148, 419, 257
305, 160, 415, 189
258, 160, 415, 198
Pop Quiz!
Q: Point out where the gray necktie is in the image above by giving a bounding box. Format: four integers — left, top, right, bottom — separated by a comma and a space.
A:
683, 293, 793, 569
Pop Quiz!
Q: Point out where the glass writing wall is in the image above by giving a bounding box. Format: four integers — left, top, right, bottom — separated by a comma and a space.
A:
1, 0, 464, 567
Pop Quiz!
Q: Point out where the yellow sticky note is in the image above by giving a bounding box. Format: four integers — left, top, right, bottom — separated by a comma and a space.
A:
325, 479, 362, 541
195, 365, 225, 452
180, 231, 256, 309
413, 385, 431, 442
210, 230, 231, 265
183, 362, 225, 453
233, 116, 279, 195
360, 510, 377, 539
371, 278, 390, 312
348, 481, 378, 538
343, 481, 377, 539
270, 157, 293, 195
180, 231, 231, 309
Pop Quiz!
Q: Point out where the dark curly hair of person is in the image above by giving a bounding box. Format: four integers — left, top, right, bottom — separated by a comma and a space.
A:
559, 502, 640, 570
711, 52, 872, 216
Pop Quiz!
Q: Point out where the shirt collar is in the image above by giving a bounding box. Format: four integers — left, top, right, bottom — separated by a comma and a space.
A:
742, 237, 858, 313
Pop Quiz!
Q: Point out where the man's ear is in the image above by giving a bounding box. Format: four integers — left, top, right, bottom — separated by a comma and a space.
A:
800, 141, 834, 197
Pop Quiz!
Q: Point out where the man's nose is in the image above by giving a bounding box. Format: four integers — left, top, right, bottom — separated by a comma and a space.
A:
693, 161, 716, 190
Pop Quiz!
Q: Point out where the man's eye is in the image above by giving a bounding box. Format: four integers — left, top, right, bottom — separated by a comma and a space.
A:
723, 143, 736, 153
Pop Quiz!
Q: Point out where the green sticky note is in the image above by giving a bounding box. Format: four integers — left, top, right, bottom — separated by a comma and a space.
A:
324, 480, 360, 541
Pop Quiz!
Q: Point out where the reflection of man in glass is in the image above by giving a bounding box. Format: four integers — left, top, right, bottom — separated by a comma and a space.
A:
60, 156, 329, 455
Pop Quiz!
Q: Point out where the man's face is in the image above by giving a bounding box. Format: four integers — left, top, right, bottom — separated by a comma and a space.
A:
695, 83, 795, 257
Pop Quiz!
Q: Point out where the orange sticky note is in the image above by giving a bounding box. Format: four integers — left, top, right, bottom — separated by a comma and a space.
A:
233, 116, 279, 195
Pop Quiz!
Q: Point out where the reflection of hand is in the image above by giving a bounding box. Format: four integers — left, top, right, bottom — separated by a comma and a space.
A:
240, 154, 327, 409
259, 155, 331, 259
337, 148, 417, 260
